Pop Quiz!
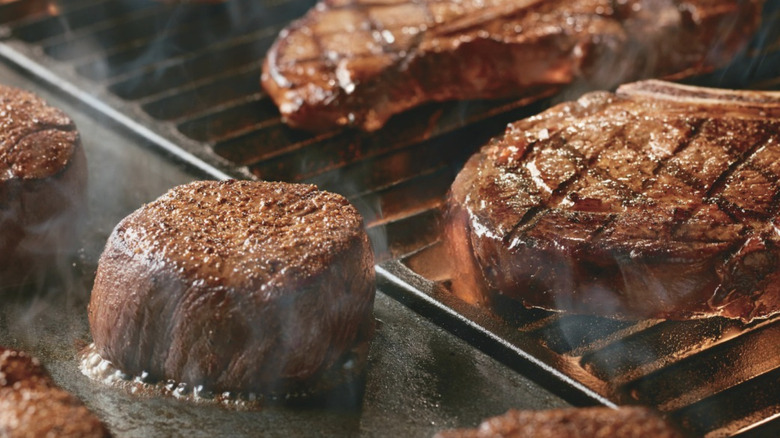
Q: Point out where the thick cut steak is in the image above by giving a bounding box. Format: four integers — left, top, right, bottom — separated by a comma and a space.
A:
262, 0, 763, 132
448, 80, 780, 321
0, 84, 87, 288
88, 180, 375, 396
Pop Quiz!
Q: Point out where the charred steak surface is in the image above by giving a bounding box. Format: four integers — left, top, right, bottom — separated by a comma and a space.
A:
448, 80, 780, 321
262, 0, 763, 132
0, 347, 110, 437
88, 180, 376, 395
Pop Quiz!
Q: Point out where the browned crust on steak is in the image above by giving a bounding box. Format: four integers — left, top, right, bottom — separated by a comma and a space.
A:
262, 0, 764, 132
0, 84, 87, 288
447, 80, 780, 321
88, 180, 376, 395
0, 347, 111, 437
434, 407, 685, 438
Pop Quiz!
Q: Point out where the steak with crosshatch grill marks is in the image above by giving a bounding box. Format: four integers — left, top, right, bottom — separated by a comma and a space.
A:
261, 0, 764, 132
447, 80, 780, 321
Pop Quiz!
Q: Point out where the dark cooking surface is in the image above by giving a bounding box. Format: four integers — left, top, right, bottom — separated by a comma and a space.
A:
1, 0, 780, 437
0, 61, 568, 437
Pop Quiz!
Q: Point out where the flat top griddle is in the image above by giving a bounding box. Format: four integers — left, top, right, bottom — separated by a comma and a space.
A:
1, 1, 780, 437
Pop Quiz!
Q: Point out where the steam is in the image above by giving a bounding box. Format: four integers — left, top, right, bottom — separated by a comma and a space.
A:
701, 0, 780, 89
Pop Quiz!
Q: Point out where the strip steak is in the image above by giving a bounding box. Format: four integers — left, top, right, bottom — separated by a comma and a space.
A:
262, 0, 764, 132
447, 80, 780, 321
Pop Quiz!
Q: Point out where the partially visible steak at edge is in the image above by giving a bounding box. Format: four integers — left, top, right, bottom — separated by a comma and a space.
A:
448, 80, 780, 321
262, 0, 764, 132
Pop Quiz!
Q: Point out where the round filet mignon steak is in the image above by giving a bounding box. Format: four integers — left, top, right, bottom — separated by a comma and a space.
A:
0, 347, 110, 437
88, 180, 375, 395
0, 84, 87, 288
448, 80, 780, 321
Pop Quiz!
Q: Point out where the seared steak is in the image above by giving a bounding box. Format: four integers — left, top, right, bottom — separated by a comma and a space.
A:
0, 84, 87, 288
447, 80, 780, 321
0, 347, 111, 437
88, 180, 375, 396
434, 407, 684, 438
262, 0, 763, 132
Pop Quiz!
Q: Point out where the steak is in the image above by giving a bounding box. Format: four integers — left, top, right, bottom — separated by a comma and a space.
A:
88, 180, 375, 396
0, 84, 87, 288
447, 80, 780, 321
262, 0, 764, 132
0, 347, 111, 437
434, 407, 684, 438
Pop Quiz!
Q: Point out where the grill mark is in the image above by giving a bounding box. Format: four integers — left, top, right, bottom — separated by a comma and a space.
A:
501, 105, 634, 243
499, 111, 779, 251
661, 161, 711, 193
308, 5, 337, 82
705, 128, 773, 201
502, 205, 545, 246
569, 115, 704, 213
661, 158, 715, 245
709, 181, 773, 307
703, 129, 777, 236
557, 124, 655, 210
585, 213, 618, 243
639, 118, 705, 192
499, 138, 562, 245
746, 160, 780, 186
503, 135, 611, 244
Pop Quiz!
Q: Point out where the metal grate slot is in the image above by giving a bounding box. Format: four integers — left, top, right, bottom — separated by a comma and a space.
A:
352, 167, 450, 226
177, 95, 279, 142
213, 123, 328, 167
580, 318, 751, 384
669, 367, 780, 437
107, 36, 273, 100
242, 97, 550, 183
72, 18, 290, 82
533, 316, 650, 357
621, 321, 780, 411
144, 68, 266, 121
304, 141, 467, 199
368, 209, 441, 261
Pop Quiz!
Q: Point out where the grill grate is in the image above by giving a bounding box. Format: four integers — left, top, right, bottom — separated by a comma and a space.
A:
2, 1, 780, 436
